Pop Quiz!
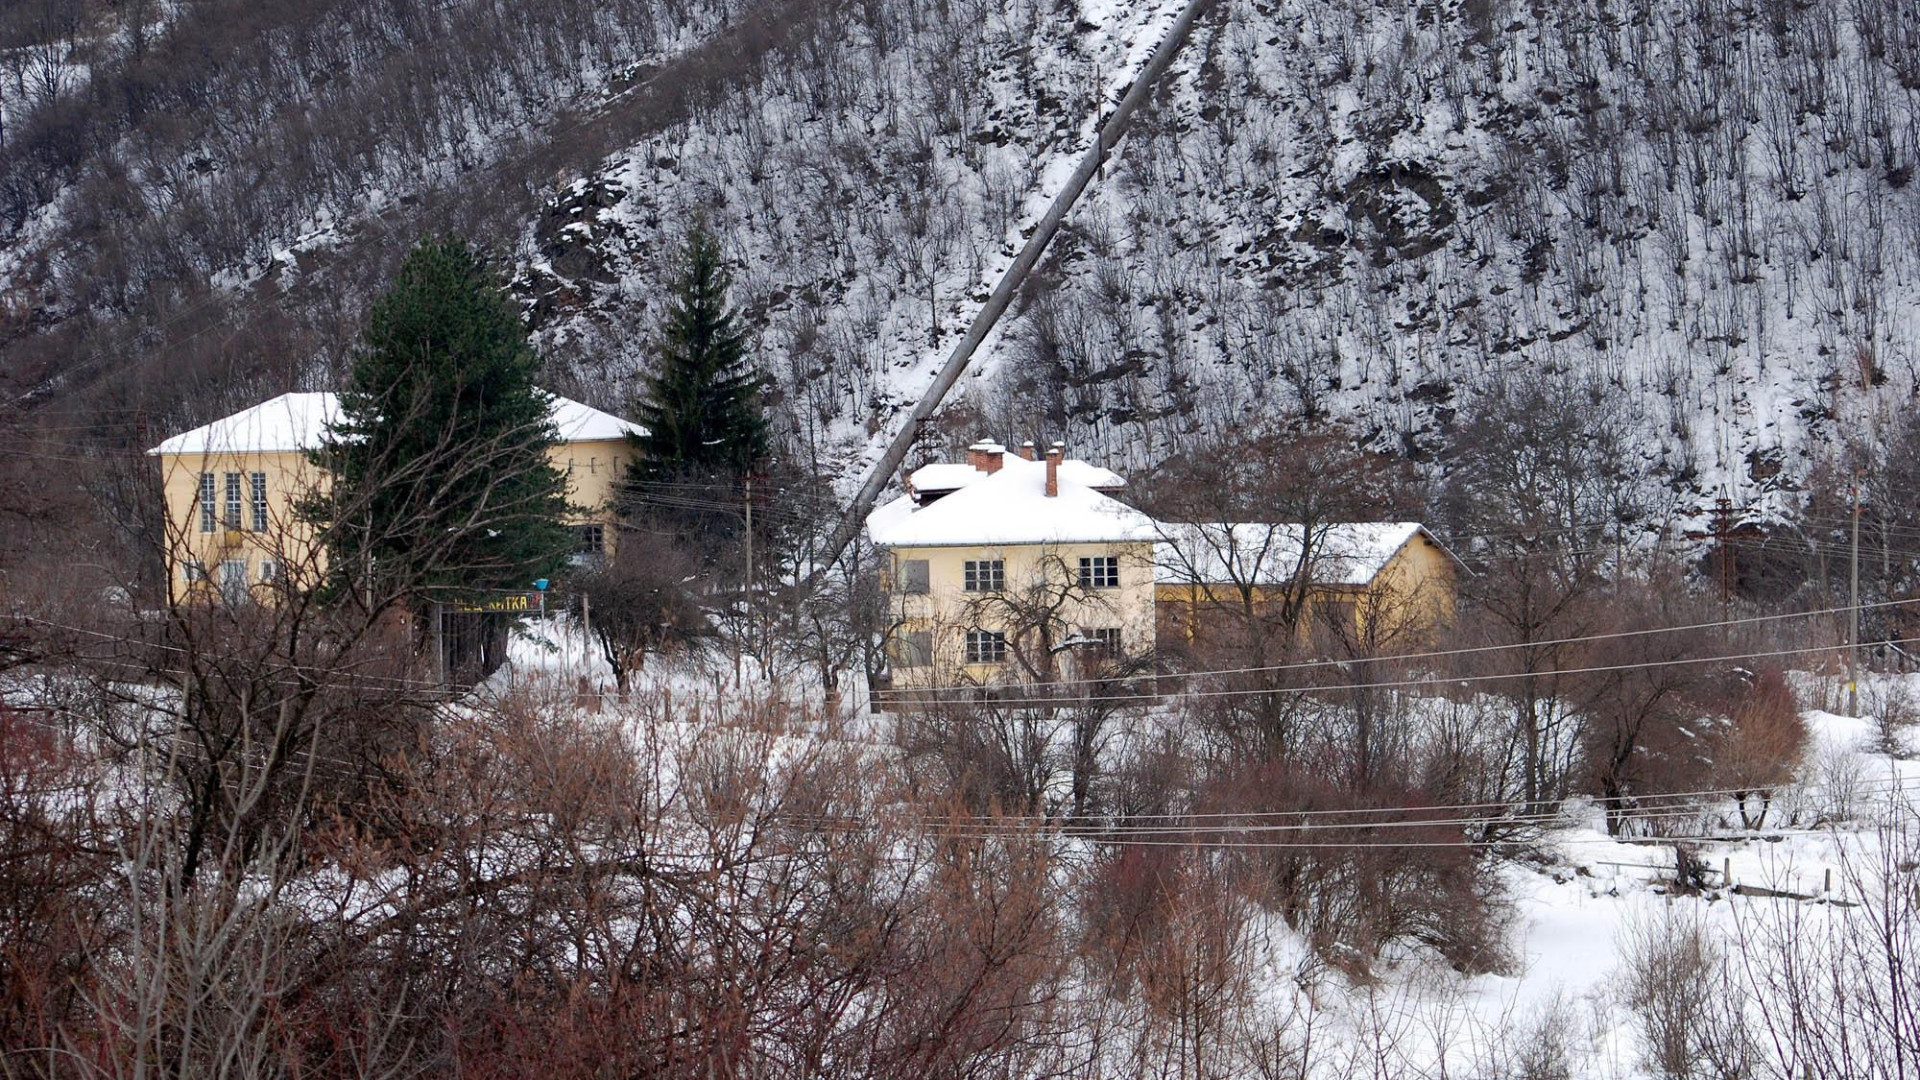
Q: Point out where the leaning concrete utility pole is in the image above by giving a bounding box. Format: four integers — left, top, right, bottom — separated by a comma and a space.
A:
809, 0, 1220, 582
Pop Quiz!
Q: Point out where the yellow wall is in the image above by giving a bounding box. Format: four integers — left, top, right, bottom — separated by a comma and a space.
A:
553, 438, 636, 520
157, 447, 327, 604
1154, 532, 1459, 650
882, 539, 1157, 687
157, 438, 638, 603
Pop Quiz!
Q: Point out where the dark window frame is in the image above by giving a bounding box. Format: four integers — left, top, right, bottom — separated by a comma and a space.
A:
963, 559, 1005, 593
1078, 556, 1120, 589
965, 629, 1008, 664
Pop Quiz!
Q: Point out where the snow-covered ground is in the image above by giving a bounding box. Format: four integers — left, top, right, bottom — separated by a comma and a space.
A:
1230, 683, 1920, 1079
499, 619, 1920, 1078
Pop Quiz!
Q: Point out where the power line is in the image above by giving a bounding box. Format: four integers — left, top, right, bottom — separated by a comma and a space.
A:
882, 636, 1915, 710
835, 827, 1865, 851
787, 775, 1920, 831
883, 597, 1920, 696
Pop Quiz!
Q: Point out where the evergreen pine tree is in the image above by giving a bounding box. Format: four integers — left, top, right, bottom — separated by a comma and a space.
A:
631, 225, 769, 482
311, 237, 573, 605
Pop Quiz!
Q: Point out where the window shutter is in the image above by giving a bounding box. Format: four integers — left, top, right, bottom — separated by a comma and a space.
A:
901, 559, 929, 594
892, 629, 934, 668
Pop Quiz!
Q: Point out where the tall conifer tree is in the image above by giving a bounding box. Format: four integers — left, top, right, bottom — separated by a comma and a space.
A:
631, 225, 769, 482
311, 237, 573, 605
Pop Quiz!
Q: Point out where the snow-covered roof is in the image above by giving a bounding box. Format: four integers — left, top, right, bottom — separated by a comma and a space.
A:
869, 453, 1156, 547
148, 392, 340, 455
1154, 522, 1454, 587
908, 456, 1124, 494
548, 396, 644, 442
908, 462, 992, 493
148, 391, 642, 455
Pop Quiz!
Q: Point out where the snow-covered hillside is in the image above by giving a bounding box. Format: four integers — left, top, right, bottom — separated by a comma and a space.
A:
6, 1, 1919, 522
520, 0, 1920, 517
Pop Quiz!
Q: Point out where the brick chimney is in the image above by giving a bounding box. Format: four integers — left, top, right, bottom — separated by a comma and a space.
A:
1017, 440, 1036, 461
1044, 442, 1064, 497
966, 440, 1005, 474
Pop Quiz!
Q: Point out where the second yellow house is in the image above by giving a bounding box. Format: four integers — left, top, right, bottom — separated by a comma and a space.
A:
1154, 521, 1463, 654
866, 440, 1160, 692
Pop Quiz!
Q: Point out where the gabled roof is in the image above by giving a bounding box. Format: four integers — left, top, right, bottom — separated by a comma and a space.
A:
869, 454, 1156, 547
148, 392, 643, 456
1154, 522, 1459, 587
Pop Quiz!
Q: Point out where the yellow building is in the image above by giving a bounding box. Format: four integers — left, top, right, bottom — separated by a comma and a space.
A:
1153, 522, 1463, 654
866, 440, 1159, 692
148, 392, 642, 603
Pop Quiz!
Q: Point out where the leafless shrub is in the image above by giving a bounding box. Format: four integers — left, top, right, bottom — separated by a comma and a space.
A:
0, 707, 110, 1068
1728, 794, 1920, 1080
1618, 909, 1754, 1080
1199, 759, 1510, 978
1079, 843, 1256, 1080
1504, 993, 1577, 1080
573, 533, 705, 697
1865, 677, 1918, 757
1709, 669, 1809, 829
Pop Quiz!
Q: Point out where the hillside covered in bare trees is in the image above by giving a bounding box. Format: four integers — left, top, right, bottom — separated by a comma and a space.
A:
6, 0, 1920, 510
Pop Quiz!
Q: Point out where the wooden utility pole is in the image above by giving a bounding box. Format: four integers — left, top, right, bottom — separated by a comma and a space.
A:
1850, 470, 1862, 716
1714, 496, 1736, 607
432, 601, 445, 686
737, 473, 753, 679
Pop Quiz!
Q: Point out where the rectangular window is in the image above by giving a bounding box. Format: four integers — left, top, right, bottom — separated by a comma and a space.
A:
891, 629, 933, 668
249, 473, 268, 531
963, 559, 1004, 593
1087, 627, 1122, 655
183, 561, 206, 583
258, 560, 279, 584
567, 524, 606, 568
1079, 556, 1120, 589
899, 558, 929, 595
220, 559, 249, 604
223, 473, 242, 530
965, 629, 1007, 665
199, 474, 216, 532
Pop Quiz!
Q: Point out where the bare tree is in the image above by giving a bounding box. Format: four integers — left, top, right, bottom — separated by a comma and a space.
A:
574, 531, 704, 697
